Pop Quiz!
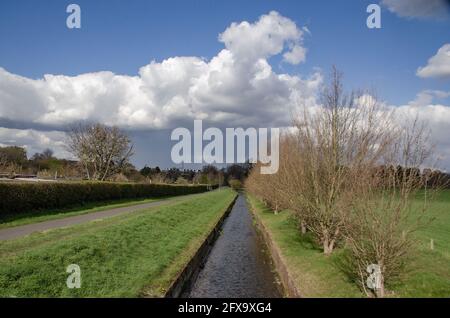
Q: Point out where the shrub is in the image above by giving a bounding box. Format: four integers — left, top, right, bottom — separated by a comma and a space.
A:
0, 182, 216, 216
228, 179, 242, 191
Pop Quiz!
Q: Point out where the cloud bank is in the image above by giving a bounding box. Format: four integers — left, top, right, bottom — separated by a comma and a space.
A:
0, 11, 320, 134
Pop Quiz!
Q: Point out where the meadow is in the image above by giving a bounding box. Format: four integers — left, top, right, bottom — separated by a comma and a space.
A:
248, 190, 450, 297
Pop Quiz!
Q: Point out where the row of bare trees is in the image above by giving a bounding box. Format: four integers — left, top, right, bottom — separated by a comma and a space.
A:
246, 67, 442, 297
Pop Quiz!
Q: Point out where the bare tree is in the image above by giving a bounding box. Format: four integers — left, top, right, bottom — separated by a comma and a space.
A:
343, 116, 436, 297
245, 153, 291, 215
287, 67, 395, 255
67, 123, 134, 181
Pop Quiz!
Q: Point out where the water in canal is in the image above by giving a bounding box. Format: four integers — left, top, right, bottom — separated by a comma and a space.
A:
186, 194, 282, 298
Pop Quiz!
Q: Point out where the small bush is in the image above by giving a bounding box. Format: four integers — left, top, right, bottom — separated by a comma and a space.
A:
228, 179, 242, 191
0, 182, 216, 216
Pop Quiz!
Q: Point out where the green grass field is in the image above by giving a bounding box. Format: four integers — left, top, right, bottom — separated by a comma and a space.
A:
248, 190, 450, 298
0, 188, 236, 297
392, 190, 450, 297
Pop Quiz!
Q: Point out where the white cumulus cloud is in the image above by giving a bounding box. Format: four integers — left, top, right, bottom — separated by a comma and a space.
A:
0, 11, 317, 134
417, 44, 450, 79
283, 45, 307, 65
395, 90, 450, 170
218, 11, 306, 65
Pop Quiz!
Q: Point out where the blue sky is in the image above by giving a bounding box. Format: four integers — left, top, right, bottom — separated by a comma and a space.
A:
0, 0, 449, 104
0, 0, 450, 169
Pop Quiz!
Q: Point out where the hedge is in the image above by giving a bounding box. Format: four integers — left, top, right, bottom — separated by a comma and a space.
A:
0, 182, 218, 216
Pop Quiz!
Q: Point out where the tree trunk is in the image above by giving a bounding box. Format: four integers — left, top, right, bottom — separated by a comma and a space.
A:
328, 239, 335, 253
323, 238, 330, 255
300, 221, 307, 234
323, 233, 335, 255
375, 278, 385, 298
323, 242, 334, 255
375, 263, 385, 298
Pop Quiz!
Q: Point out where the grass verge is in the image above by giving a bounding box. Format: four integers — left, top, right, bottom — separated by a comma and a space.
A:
0, 188, 236, 297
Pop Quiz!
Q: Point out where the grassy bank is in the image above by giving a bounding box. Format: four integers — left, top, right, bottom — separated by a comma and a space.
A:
0, 188, 236, 297
248, 195, 362, 297
248, 191, 450, 298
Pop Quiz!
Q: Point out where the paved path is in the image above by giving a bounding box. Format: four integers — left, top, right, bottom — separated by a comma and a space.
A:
0, 192, 209, 241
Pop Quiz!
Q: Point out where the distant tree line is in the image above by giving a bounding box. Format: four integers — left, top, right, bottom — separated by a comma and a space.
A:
138, 163, 252, 186
0, 123, 253, 185
0, 146, 78, 178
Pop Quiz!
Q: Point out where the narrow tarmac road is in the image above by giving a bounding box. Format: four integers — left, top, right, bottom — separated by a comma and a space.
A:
0, 192, 210, 241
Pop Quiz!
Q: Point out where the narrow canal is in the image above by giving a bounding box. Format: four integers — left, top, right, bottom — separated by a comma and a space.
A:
186, 194, 282, 298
